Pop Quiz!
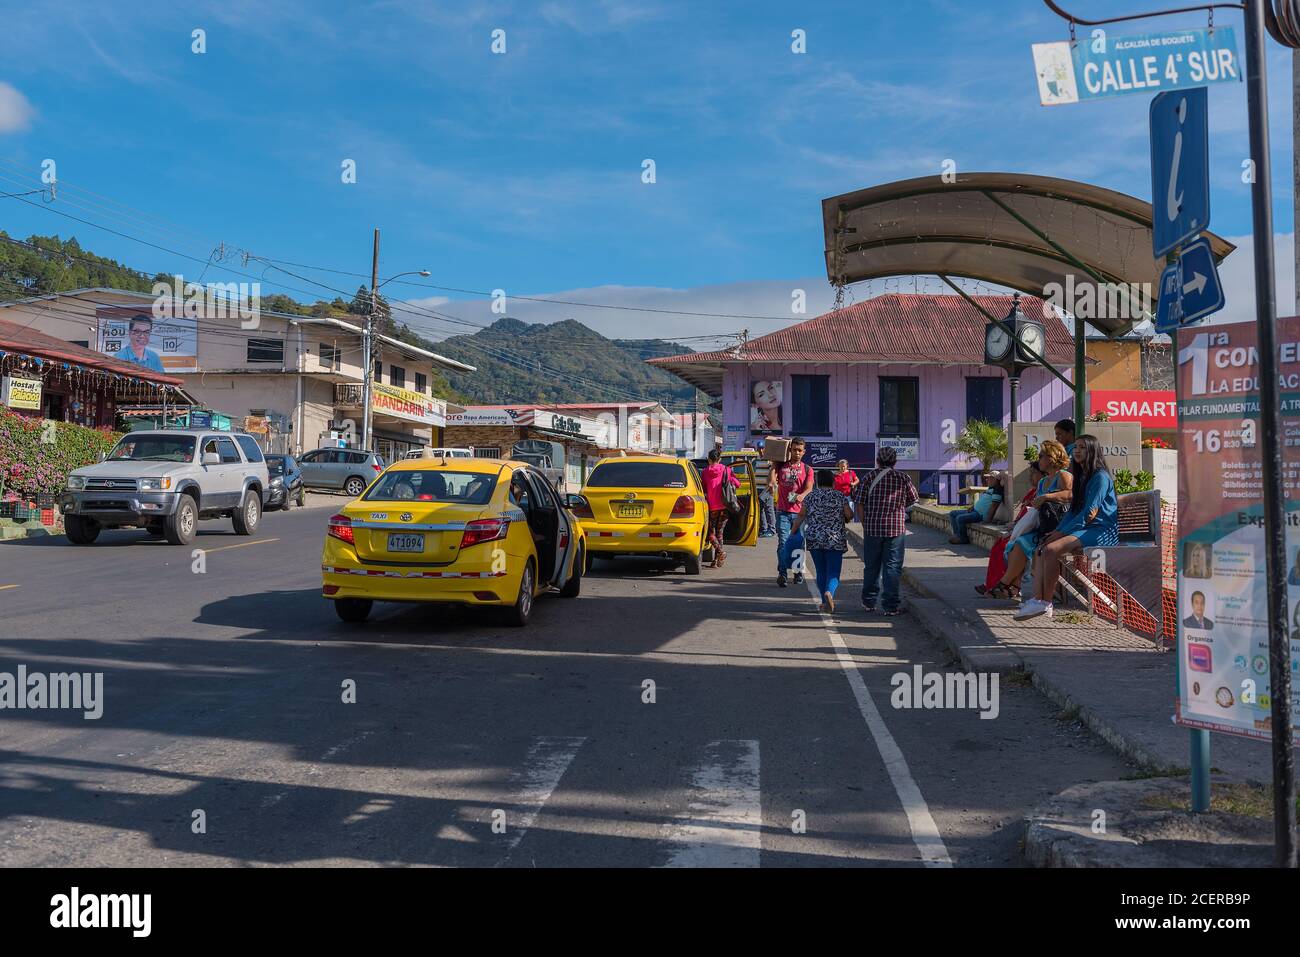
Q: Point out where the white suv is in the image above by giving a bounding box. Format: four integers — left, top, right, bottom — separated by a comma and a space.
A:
61, 430, 270, 545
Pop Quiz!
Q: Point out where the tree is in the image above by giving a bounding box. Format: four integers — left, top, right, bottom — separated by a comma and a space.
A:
349, 284, 393, 333
948, 418, 1008, 476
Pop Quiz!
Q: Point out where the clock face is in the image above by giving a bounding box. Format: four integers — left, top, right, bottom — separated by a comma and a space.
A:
1017, 323, 1044, 359
986, 324, 1011, 360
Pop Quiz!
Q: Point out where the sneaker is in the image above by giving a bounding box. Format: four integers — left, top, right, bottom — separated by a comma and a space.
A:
793, 573, 805, 585
777, 575, 788, 588
882, 608, 903, 617
823, 591, 835, 613
1014, 599, 1050, 621
862, 602, 876, 613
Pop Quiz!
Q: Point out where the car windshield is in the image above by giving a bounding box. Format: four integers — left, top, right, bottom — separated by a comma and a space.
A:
586, 462, 688, 488
266, 457, 287, 475
363, 469, 498, 504
108, 434, 196, 462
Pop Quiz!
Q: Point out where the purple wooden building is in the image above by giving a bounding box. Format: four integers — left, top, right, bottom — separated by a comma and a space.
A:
650, 293, 1076, 503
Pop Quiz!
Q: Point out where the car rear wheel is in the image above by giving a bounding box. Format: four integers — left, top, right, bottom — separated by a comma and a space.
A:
344, 476, 367, 498
64, 514, 100, 545
683, 540, 703, 576
334, 598, 373, 623
165, 496, 197, 546
560, 545, 583, 598
232, 490, 261, 535
504, 562, 535, 627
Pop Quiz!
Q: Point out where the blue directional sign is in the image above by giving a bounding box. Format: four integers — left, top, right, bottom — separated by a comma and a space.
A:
1154, 236, 1225, 332
1150, 87, 1209, 258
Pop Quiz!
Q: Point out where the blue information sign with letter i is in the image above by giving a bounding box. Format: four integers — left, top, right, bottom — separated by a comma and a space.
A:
1150, 87, 1210, 258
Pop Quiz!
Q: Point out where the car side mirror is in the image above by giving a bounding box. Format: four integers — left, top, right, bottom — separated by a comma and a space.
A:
98, 452, 107, 462
565, 494, 588, 510
202, 452, 220, 465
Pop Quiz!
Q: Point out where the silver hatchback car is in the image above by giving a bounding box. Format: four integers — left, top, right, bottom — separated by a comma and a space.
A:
298, 448, 386, 497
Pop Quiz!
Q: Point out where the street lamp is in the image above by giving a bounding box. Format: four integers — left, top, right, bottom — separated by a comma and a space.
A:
359, 260, 431, 451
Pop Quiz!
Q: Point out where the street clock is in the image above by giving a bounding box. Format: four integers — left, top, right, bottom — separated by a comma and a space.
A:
984, 322, 1012, 363
982, 292, 1046, 426
1015, 319, 1046, 364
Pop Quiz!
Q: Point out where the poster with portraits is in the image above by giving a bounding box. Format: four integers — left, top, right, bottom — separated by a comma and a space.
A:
749, 380, 782, 434
97, 305, 197, 374
1174, 318, 1300, 743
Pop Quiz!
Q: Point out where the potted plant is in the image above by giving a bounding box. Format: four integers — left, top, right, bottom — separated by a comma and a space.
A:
948, 418, 1009, 477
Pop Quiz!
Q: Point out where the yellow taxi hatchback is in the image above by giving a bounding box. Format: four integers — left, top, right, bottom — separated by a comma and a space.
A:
321, 458, 586, 626
573, 454, 758, 574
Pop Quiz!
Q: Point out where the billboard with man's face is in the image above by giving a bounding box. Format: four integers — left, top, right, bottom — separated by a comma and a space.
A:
97, 305, 197, 373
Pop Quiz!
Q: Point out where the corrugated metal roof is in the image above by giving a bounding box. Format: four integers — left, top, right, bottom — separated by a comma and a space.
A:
649, 293, 1073, 368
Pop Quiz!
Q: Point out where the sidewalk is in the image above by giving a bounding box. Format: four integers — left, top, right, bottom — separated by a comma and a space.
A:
849, 520, 1287, 783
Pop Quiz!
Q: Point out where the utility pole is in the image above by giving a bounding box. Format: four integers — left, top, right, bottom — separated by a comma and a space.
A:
360, 228, 379, 450
1294, 47, 1299, 315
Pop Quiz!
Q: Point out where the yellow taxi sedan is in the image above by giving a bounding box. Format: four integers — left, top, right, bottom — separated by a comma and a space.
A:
573, 454, 758, 574
321, 457, 586, 626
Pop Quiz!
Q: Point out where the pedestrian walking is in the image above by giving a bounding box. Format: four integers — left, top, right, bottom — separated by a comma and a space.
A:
774, 437, 814, 587
700, 448, 740, 568
854, 445, 918, 615
833, 459, 858, 497
1015, 434, 1119, 622
790, 469, 854, 612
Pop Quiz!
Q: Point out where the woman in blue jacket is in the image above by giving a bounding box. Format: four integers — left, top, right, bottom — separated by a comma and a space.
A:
1015, 434, 1118, 621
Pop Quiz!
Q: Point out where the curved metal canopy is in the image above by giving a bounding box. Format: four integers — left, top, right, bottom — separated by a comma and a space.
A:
821, 172, 1236, 339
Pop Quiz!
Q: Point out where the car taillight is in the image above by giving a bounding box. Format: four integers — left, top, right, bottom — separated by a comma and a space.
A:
372, 463, 383, 472
572, 499, 594, 519
461, 518, 509, 548
327, 513, 355, 545
671, 495, 695, 518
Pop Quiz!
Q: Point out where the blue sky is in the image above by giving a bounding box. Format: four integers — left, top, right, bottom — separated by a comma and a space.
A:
0, 0, 1291, 342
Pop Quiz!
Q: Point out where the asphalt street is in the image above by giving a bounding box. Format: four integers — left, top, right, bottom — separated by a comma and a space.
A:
0, 501, 1132, 866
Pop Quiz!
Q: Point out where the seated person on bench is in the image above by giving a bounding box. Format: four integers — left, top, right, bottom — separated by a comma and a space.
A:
1014, 435, 1118, 622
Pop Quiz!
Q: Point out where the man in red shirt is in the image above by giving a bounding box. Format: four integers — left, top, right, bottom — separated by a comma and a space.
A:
775, 437, 814, 587
854, 445, 918, 615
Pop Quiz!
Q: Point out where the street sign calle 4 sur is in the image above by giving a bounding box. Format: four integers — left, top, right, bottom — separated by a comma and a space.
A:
1032, 27, 1240, 106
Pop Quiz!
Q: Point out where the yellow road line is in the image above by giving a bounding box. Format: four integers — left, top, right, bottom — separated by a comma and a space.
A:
199, 538, 280, 555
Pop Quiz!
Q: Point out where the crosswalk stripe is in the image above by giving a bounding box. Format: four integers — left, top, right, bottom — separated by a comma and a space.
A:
494, 735, 586, 866
660, 739, 762, 868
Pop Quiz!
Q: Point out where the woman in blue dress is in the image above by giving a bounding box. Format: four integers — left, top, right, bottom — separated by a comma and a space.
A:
1015, 434, 1119, 621
987, 439, 1072, 599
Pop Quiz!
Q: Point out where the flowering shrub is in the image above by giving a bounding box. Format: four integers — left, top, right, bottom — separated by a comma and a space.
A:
0, 407, 120, 500
1142, 436, 1172, 449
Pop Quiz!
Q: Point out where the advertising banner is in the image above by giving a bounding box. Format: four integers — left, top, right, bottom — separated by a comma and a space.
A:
877, 436, 919, 461
749, 380, 783, 434
446, 408, 533, 426
96, 305, 197, 374
2, 375, 42, 411
371, 382, 446, 428
803, 441, 877, 469
724, 425, 746, 452
1090, 390, 1177, 429
1174, 319, 1300, 742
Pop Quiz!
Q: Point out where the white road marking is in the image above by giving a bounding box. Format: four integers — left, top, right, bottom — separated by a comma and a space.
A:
495, 735, 585, 866
802, 578, 952, 868
661, 739, 762, 868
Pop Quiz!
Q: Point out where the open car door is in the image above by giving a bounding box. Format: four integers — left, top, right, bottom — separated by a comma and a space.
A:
723, 459, 759, 547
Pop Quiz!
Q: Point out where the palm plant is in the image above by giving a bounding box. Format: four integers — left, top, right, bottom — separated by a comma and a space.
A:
948, 418, 1009, 476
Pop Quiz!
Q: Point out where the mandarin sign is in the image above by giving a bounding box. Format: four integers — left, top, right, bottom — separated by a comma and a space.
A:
371, 382, 446, 427
2, 375, 42, 411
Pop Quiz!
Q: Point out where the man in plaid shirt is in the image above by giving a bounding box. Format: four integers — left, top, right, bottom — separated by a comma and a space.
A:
853, 445, 918, 615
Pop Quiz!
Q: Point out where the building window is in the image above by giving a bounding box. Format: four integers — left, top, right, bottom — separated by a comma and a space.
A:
791, 374, 830, 435
69, 340, 89, 348
879, 376, 920, 436
320, 343, 340, 370
390, 365, 406, 388
247, 338, 284, 363
415, 372, 427, 394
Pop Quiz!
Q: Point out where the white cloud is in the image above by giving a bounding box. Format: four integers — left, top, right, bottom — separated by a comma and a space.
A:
0, 82, 34, 133
1211, 232, 1296, 325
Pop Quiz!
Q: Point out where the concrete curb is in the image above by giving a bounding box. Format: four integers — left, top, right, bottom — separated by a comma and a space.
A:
1022, 776, 1272, 867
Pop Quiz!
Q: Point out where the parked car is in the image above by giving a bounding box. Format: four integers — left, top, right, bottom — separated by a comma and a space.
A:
265, 454, 306, 510
60, 430, 270, 545
321, 457, 586, 626
298, 448, 386, 497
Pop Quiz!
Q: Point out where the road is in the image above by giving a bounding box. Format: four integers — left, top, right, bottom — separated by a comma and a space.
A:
0, 501, 1131, 866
